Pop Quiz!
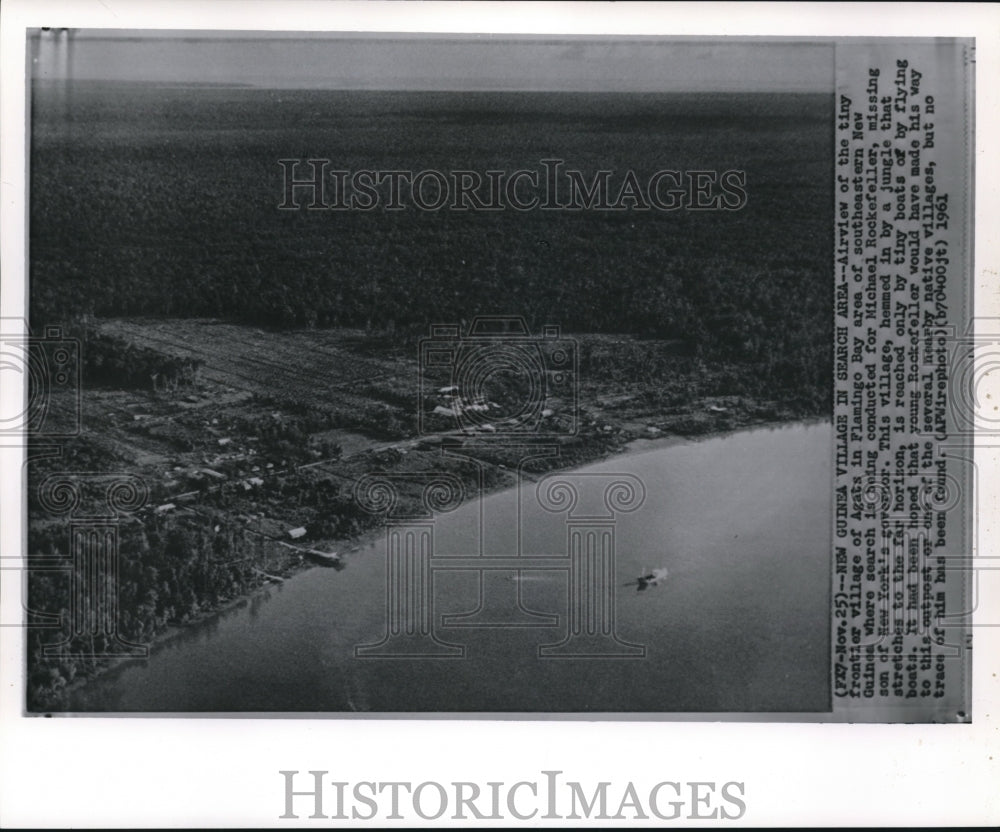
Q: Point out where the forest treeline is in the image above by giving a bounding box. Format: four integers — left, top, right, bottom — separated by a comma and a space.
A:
29, 85, 833, 412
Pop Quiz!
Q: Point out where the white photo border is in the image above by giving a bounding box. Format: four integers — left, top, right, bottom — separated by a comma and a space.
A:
1, 1, 998, 827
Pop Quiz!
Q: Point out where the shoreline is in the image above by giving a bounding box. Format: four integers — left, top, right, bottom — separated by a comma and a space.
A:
34, 413, 827, 712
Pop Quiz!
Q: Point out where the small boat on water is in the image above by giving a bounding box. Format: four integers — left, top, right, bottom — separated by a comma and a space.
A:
625, 567, 669, 592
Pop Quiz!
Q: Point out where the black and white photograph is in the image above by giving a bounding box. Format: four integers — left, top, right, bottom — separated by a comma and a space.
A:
23, 30, 837, 715
1, 1, 997, 828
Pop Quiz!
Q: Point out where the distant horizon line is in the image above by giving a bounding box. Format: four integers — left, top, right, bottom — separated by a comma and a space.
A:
30, 78, 832, 94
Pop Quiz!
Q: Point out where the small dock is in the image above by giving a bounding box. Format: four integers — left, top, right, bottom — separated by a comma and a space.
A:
251, 567, 285, 584
303, 548, 342, 567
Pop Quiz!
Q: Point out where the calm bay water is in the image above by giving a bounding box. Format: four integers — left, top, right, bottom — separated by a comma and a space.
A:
69, 421, 831, 713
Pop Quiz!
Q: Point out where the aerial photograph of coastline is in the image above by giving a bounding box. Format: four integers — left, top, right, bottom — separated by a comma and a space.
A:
26, 32, 834, 713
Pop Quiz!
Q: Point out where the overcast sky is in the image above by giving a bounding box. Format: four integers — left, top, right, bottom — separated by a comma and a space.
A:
31, 30, 833, 92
